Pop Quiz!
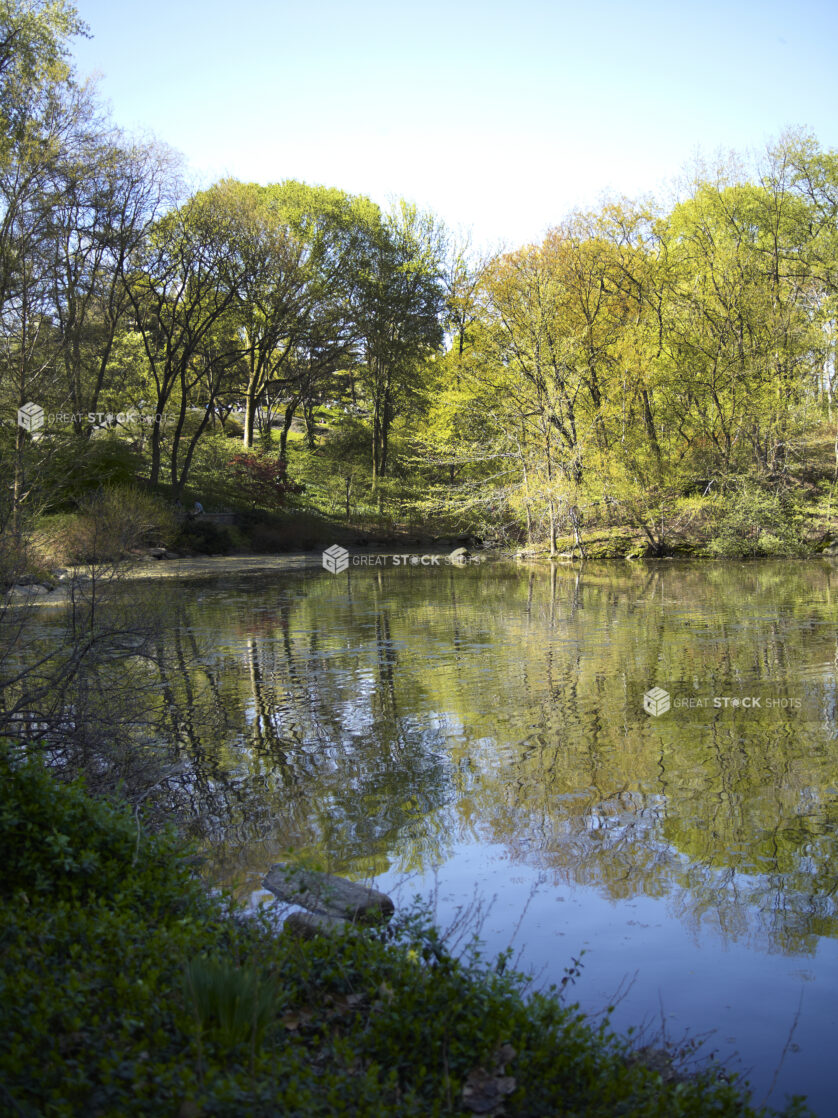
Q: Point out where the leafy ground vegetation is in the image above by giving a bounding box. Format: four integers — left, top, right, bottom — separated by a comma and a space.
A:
3, 5, 838, 567
0, 748, 813, 1117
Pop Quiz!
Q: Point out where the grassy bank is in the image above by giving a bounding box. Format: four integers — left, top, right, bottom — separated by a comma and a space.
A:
0, 749, 811, 1117
9, 413, 838, 578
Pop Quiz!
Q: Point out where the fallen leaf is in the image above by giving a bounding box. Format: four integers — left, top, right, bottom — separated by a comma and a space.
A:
280, 1007, 314, 1031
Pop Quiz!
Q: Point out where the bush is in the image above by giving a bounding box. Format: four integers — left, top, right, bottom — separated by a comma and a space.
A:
174, 518, 235, 555
221, 417, 244, 439
705, 486, 804, 558
37, 434, 144, 512
33, 487, 178, 565
229, 452, 304, 510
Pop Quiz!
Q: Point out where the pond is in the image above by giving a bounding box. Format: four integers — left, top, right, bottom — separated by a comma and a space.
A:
142, 559, 838, 1113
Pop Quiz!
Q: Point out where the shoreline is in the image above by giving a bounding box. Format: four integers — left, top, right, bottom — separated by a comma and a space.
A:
7, 546, 838, 607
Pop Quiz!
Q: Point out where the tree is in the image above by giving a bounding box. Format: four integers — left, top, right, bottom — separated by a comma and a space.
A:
0, 0, 86, 163
0, 0, 87, 532
46, 104, 175, 435
123, 181, 250, 492
356, 201, 445, 486
255, 181, 378, 460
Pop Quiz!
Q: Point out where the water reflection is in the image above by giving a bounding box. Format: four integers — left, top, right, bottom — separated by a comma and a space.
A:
130, 561, 838, 963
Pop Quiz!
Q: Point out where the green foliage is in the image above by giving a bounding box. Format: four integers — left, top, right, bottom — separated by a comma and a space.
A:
37, 435, 144, 512
34, 486, 178, 565
0, 751, 808, 1116
0, 0, 86, 155
184, 956, 280, 1051
705, 487, 805, 558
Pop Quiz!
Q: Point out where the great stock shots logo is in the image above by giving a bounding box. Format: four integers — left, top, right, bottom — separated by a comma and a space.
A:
643, 687, 671, 717
322, 545, 350, 574
17, 402, 44, 432
15, 402, 172, 432
642, 681, 807, 719
322, 544, 472, 573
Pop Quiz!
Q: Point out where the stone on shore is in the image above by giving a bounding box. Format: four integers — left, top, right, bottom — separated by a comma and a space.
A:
263, 864, 394, 925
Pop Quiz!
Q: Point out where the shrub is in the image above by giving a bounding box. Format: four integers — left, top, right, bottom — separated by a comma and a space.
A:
37, 434, 144, 512
174, 518, 235, 555
221, 417, 245, 439
705, 486, 804, 558
229, 453, 303, 510
34, 487, 178, 565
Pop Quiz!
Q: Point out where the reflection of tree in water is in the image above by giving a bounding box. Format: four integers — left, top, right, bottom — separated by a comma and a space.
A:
148, 562, 838, 952
460, 695, 838, 954
154, 582, 454, 882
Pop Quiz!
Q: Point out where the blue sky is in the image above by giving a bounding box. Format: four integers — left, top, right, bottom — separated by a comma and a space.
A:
72, 0, 838, 249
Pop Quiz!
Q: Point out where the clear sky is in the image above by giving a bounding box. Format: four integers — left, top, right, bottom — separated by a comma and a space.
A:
71, 0, 838, 250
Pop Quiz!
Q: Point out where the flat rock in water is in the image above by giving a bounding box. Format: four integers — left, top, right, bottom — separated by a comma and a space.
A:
263, 864, 394, 924
283, 911, 353, 939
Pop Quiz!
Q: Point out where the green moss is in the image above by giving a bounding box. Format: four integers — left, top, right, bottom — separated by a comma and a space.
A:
0, 750, 811, 1116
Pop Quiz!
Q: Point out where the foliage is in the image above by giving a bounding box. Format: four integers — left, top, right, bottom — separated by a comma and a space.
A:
228, 452, 304, 510
1, 1, 838, 550
174, 518, 235, 555
0, 751, 810, 1116
36, 435, 144, 512
33, 486, 178, 565
704, 486, 805, 558
184, 956, 280, 1051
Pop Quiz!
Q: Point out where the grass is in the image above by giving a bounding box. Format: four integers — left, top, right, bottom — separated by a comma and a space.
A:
0, 747, 813, 1117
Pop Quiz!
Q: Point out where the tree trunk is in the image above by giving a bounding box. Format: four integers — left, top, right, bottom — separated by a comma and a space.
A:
148, 400, 165, 487
371, 397, 381, 486
169, 379, 189, 493
279, 400, 298, 463
243, 376, 259, 448
12, 424, 25, 537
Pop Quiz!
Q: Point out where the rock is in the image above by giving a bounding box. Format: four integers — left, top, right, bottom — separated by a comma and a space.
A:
16, 582, 49, 595
147, 547, 166, 559
461, 1068, 517, 1114
282, 911, 353, 939
263, 864, 394, 925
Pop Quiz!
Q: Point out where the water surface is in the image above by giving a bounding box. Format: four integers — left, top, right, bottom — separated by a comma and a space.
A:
151, 560, 837, 1114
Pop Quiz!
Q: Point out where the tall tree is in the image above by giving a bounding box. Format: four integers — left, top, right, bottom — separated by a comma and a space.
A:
357, 201, 445, 485
123, 181, 249, 489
